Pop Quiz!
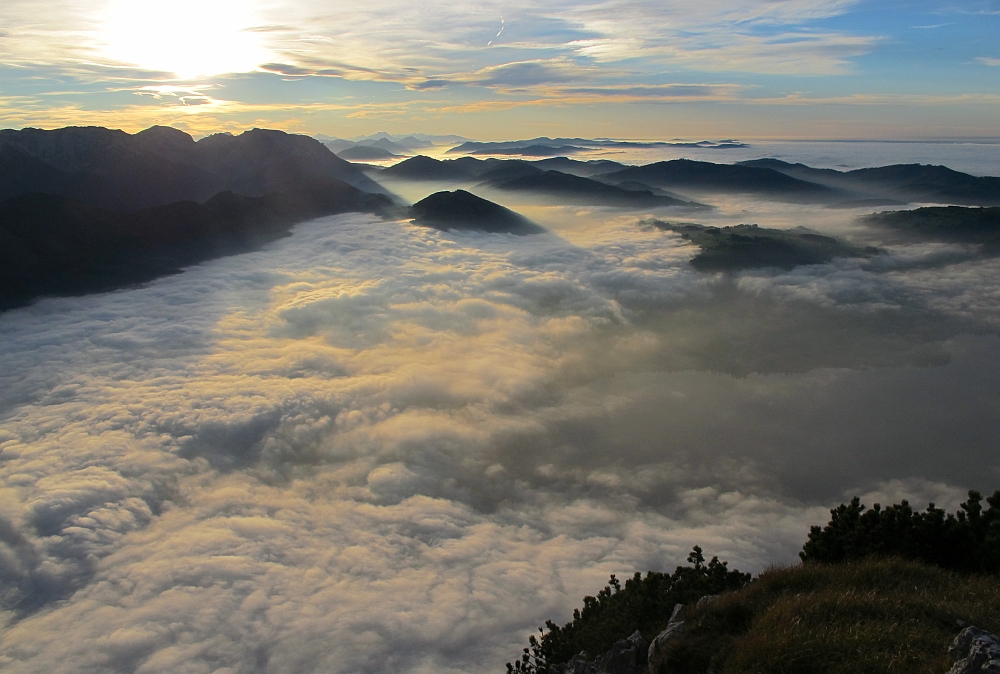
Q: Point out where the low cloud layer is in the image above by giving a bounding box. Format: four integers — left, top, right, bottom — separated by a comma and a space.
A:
0, 201, 996, 672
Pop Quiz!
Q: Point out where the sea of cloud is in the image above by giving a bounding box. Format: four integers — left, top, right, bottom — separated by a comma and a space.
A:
0, 198, 997, 673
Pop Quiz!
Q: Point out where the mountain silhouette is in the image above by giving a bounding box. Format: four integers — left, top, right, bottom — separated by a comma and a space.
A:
0, 125, 385, 210
409, 190, 544, 234
381, 155, 476, 181
531, 157, 627, 177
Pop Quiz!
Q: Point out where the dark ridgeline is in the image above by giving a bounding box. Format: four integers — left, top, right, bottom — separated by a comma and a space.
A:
445, 138, 749, 155
380, 155, 479, 181
597, 158, 836, 200
484, 170, 705, 208
447, 138, 588, 154
380, 155, 631, 183
0, 125, 394, 310
739, 158, 1000, 206
409, 190, 545, 235
864, 205, 1000, 249
335, 145, 400, 160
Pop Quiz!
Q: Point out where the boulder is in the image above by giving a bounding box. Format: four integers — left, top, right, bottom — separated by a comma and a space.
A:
647, 604, 686, 674
948, 627, 1000, 674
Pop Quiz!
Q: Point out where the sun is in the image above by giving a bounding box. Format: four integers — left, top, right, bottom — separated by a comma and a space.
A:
99, 0, 271, 79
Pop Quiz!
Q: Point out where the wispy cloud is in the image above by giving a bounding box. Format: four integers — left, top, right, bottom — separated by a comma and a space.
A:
750, 92, 1000, 105
976, 56, 1000, 66
1, 0, 873, 80
0, 0, 997, 137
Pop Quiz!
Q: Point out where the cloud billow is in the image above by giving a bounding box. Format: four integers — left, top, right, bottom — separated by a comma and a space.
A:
0, 205, 996, 672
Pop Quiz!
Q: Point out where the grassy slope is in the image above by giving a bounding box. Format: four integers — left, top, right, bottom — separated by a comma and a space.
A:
657, 558, 1000, 674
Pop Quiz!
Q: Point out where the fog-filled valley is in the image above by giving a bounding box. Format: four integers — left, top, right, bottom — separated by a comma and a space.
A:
2, 129, 1000, 673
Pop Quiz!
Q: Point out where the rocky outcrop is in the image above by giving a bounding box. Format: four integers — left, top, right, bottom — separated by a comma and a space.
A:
551, 597, 731, 674
948, 627, 1000, 674
551, 631, 648, 674
600, 631, 648, 674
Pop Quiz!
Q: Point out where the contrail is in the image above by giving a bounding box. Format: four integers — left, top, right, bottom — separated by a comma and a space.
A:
487, 15, 504, 46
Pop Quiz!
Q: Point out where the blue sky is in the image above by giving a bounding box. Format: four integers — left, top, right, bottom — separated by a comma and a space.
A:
0, 0, 998, 138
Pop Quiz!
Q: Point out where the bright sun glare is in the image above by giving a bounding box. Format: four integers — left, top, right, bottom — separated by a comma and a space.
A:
100, 0, 270, 78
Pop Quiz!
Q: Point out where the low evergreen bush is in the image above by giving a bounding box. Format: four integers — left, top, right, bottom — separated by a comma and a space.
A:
800, 490, 1000, 573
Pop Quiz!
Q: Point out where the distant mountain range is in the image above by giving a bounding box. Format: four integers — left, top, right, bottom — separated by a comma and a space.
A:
316, 131, 466, 159
445, 138, 748, 156
738, 159, 1000, 206
5, 123, 1000, 309
380, 155, 705, 208
379, 154, 1000, 207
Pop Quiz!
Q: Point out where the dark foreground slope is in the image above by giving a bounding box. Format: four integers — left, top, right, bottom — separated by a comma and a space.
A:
649, 220, 877, 271
409, 190, 544, 234
509, 491, 1000, 674
0, 181, 391, 310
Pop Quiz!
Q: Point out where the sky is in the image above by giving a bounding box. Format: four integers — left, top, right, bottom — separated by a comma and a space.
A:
1, 0, 1000, 139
